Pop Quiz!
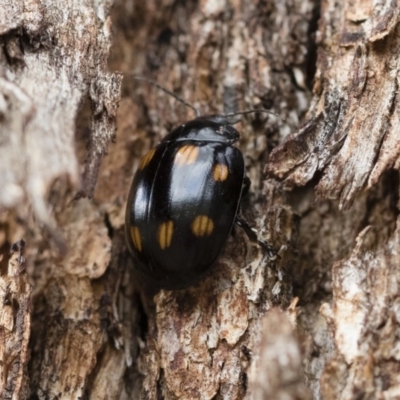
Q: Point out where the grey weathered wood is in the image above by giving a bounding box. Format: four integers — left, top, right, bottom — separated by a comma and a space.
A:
0, 0, 121, 398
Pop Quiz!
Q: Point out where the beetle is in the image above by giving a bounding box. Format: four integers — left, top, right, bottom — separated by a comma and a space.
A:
125, 80, 276, 290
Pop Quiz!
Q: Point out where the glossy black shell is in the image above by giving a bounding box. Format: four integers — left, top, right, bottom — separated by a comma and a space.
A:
125, 116, 245, 289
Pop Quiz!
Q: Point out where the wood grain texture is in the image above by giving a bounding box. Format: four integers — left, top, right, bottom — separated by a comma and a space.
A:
0, 241, 31, 400
268, 0, 400, 210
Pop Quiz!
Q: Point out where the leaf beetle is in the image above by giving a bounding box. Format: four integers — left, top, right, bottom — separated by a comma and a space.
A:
125, 78, 277, 290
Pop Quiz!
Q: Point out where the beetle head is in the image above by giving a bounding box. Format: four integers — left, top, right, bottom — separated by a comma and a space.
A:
163, 115, 240, 144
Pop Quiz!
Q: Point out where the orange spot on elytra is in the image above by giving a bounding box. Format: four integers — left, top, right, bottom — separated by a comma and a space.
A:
213, 164, 229, 181
174, 145, 199, 166
157, 220, 174, 249
191, 215, 214, 237
130, 226, 142, 252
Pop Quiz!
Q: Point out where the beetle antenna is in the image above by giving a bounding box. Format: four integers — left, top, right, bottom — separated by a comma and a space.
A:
224, 109, 283, 122
131, 75, 200, 117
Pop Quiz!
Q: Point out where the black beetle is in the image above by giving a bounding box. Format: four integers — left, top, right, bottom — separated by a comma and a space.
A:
125, 81, 276, 290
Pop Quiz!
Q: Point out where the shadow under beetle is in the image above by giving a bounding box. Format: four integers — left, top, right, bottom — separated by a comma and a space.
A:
125, 78, 277, 290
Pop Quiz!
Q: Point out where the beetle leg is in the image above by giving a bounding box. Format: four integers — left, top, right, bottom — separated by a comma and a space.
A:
242, 176, 251, 197
235, 216, 277, 258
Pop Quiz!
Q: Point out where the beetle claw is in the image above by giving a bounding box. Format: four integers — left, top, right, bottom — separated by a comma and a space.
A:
235, 216, 277, 258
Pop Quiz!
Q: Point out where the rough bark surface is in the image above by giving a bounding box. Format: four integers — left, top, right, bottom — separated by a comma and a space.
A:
0, 0, 122, 399
0, 241, 31, 399
267, 1, 400, 399
0, 0, 399, 399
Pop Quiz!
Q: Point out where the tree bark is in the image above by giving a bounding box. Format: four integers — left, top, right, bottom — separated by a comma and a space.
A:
0, 0, 399, 399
